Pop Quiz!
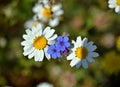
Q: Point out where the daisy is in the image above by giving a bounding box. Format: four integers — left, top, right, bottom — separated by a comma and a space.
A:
21, 24, 57, 61
108, 0, 120, 13
67, 36, 99, 68
33, 1, 63, 27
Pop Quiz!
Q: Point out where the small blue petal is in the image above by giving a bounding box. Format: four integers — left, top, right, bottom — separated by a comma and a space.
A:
57, 36, 62, 41
65, 42, 70, 47
52, 54, 57, 59
63, 36, 69, 42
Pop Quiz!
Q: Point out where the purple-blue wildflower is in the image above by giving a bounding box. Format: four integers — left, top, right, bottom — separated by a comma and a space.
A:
56, 36, 70, 51
47, 45, 61, 59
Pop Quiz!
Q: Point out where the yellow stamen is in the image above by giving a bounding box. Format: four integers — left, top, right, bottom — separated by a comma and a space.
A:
42, 7, 53, 19
75, 46, 88, 59
116, 0, 120, 6
33, 36, 47, 50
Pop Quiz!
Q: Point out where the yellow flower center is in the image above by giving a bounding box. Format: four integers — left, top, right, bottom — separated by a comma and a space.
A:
116, 0, 120, 6
42, 7, 53, 19
75, 46, 88, 59
33, 36, 47, 50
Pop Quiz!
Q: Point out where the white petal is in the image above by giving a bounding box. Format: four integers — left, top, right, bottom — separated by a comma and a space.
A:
81, 59, 88, 69
23, 34, 33, 41
37, 23, 43, 30
38, 50, 44, 61
34, 50, 40, 61
23, 34, 29, 40
45, 29, 55, 39
82, 37, 88, 46
86, 41, 94, 47
47, 34, 57, 41
38, 13, 45, 21
67, 53, 75, 60
76, 61, 82, 68
21, 41, 32, 46
70, 58, 80, 67
72, 40, 76, 45
44, 46, 51, 60
48, 40, 56, 45
89, 52, 99, 57
28, 50, 37, 59
25, 29, 31, 34
33, 4, 42, 13
76, 36, 82, 45
83, 37, 88, 46
41, 0, 49, 5
43, 26, 51, 36
23, 46, 34, 56
49, 18, 59, 27
54, 10, 64, 16
23, 45, 32, 51
52, 4, 62, 12
87, 45, 97, 52
86, 56, 95, 63
115, 6, 120, 13
35, 24, 43, 36
109, 4, 115, 8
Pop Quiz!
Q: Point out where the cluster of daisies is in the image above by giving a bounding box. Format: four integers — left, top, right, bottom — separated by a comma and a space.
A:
25, 0, 63, 28
21, 0, 99, 69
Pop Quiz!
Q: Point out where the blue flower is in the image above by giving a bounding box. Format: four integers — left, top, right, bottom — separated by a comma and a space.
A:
47, 45, 61, 59
56, 36, 70, 51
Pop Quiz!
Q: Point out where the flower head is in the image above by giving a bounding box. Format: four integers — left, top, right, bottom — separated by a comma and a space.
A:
21, 24, 57, 61
67, 36, 99, 68
33, 1, 63, 27
108, 0, 120, 13
47, 44, 61, 59
56, 36, 70, 51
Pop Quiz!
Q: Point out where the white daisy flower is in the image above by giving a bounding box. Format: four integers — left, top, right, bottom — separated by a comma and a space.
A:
24, 18, 44, 29
36, 82, 53, 87
33, 2, 63, 27
108, 0, 120, 13
67, 36, 99, 69
21, 24, 57, 61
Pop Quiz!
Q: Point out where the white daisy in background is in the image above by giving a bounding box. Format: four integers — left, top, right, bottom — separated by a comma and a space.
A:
33, 1, 63, 27
67, 36, 99, 69
21, 24, 57, 61
108, 0, 120, 13
36, 82, 53, 87
24, 18, 44, 29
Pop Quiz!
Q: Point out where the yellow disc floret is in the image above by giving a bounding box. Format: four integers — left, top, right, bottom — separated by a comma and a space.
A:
42, 7, 53, 19
116, 0, 120, 6
33, 36, 47, 50
75, 46, 88, 59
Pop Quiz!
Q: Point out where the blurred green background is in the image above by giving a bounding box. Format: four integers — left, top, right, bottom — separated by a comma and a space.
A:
0, 0, 120, 87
